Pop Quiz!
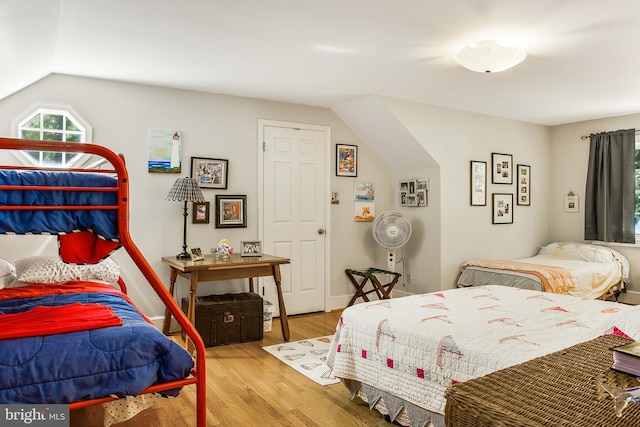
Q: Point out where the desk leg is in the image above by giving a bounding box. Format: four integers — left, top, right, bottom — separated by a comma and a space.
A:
186, 272, 199, 353
273, 265, 290, 342
162, 268, 179, 335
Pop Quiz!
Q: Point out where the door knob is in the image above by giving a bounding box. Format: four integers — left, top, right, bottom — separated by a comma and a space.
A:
317, 228, 325, 235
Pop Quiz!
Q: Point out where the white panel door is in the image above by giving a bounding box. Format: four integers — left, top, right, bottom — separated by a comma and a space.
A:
262, 124, 326, 315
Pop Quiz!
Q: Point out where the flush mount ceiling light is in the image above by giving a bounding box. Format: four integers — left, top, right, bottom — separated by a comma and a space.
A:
454, 40, 527, 73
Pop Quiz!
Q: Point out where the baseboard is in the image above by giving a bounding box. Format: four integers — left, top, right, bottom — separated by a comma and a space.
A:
149, 315, 164, 330
618, 290, 640, 306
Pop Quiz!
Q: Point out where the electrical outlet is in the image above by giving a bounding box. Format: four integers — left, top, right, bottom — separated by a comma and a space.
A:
407, 273, 412, 283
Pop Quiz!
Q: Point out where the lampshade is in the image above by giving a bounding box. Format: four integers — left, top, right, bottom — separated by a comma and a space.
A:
454, 40, 527, 73
166, 177, 205, 203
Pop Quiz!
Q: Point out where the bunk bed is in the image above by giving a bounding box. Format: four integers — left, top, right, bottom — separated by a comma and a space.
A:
327, 285, 640, 427
0, 137, 206, 426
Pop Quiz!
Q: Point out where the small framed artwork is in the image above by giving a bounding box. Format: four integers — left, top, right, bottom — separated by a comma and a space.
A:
189, 247, 204, 261
517, 164, 531, 206
336, 144, 358, 177
416, 178, 429, 191
354, 201, 375, 221
191, 157, 229, 189
416, 189, 427, 207
401, 192, 417, 207
215, 195, 247, 228
492, 193, 514, 224
565, 193, 579, 213
400, 179, 417, 206
354, 181, 374, 200
470, 160, 487, 206
491, 153, 513, 184
192, 201, 210, 224
240, 241, 262, 256
400, 180, 416, 194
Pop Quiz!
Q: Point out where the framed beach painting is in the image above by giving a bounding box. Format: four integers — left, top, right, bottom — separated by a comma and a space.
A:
148, 129, 182, 173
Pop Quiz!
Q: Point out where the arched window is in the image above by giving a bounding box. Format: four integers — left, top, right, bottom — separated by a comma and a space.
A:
14, 106, 93, 168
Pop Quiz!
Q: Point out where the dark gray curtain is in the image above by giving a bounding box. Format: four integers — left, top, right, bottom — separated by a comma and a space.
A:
584, 128, 636, 243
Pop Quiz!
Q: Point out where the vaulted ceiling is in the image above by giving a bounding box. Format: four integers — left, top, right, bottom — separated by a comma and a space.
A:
3, 0, 640, 126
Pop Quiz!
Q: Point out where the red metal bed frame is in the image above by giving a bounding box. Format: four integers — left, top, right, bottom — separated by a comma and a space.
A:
0, 137, 207, 426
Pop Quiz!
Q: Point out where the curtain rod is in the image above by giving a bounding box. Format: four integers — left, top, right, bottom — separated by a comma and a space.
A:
580, 129, 640, 140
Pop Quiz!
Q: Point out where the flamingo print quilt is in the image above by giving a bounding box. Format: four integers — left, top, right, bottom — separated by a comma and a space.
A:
326, 285, 640, 415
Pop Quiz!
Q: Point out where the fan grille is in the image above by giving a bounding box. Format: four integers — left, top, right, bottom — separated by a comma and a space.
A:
372, 210, 411, 249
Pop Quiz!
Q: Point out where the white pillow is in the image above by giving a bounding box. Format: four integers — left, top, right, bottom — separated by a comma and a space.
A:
0, 259, 16, 289
14, 255, 120, 284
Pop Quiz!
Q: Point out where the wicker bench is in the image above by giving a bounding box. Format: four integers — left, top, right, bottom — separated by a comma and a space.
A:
444, 334, 640, 426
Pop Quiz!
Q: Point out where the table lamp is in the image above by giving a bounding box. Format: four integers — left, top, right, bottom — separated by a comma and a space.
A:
166, 177, 206, 259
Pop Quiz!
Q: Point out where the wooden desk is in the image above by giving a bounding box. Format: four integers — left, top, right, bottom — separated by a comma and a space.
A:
162, 254, 291, 344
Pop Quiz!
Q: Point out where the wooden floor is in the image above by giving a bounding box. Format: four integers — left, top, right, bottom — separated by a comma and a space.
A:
70, 310, 392, 426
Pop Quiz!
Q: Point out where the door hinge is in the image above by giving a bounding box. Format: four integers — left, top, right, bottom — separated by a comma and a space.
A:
263, 141, 266, 151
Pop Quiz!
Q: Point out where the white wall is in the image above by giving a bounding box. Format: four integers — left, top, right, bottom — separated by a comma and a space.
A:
382, 97, 551, 291
0, 74, 392, 317
549, 113, 640, 303
392, 167, 441, 294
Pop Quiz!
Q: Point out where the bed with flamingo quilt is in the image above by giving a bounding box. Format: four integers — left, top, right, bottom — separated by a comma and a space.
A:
327, 285, 640, 427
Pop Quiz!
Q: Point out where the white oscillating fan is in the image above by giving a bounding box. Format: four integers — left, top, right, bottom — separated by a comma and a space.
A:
372, 210, 412, 271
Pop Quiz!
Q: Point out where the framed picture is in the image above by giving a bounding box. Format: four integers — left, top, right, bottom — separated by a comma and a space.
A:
354, 181, 374, 200
336, 144, 357, 177
354, 201, 375, 221
517, 164, 531, 206
400, 179, 416, 206
565, 194, 579, 213
240, 241, 262, 256
491, 153, 513, 184
492, 193, 514, 224
189, 247, 204, 261
191, 157, 228, 189
416, 189, 427, 207
192, 201, 210, 224
148, 129, 182, 173
416, 178, 430, 191
401, 192, 417, 207
470, 160, 487, 206
215, 195, 247, 228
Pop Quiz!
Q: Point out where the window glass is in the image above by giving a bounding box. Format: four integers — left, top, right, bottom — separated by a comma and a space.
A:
16, 107, 91, 168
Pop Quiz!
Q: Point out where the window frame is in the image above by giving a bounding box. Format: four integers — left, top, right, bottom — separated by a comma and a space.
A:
12, 105, 93, 168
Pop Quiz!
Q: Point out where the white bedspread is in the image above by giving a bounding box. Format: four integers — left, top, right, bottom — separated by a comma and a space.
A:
459, 242, 629, 299
327, 285, 640, 416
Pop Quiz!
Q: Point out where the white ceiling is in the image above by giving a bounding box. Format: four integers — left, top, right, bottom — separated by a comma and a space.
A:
3, 0, 640, 126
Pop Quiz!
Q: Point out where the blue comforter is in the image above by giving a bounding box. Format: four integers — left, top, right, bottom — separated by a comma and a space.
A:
0, 283, 194, 404
0, 170, 119, 239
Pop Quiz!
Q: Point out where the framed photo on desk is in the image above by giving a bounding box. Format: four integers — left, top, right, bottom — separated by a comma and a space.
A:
189, 247, 204, 261
241, 241, 262, 256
